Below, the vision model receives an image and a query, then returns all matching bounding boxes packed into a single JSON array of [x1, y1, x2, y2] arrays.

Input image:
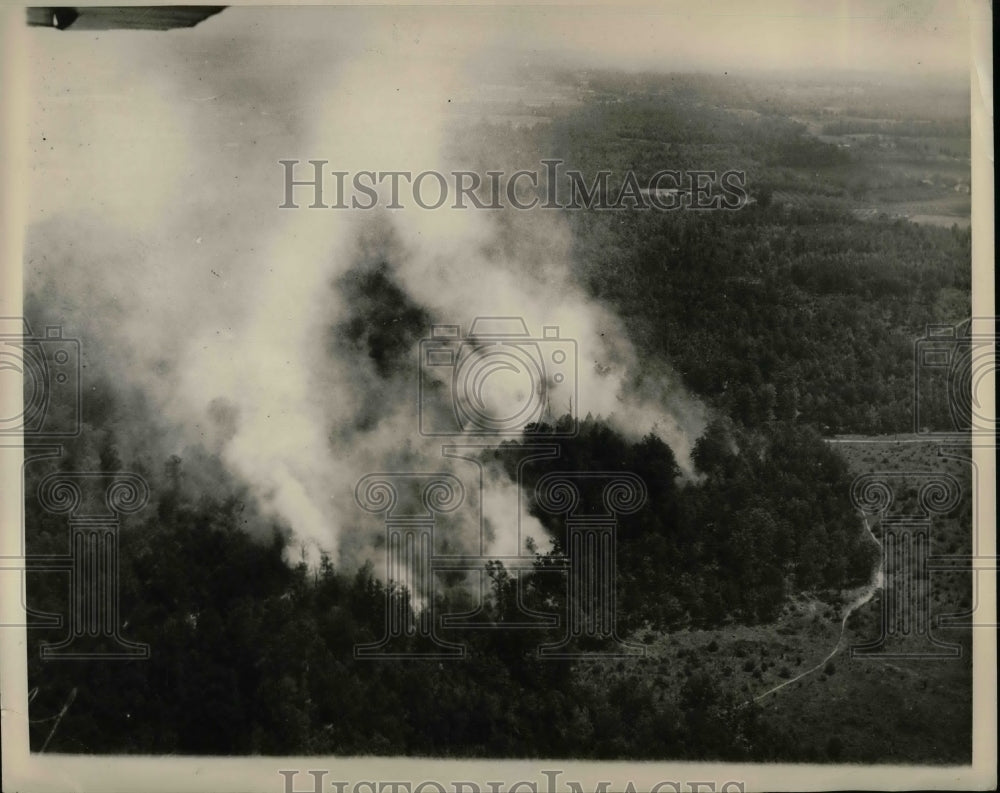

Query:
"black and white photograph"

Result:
[[0, 2, 995, 791]]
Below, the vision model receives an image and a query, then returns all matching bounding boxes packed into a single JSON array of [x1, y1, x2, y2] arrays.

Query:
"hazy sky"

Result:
[[23, 0, 975, 226], [175, 1, 973, 75]]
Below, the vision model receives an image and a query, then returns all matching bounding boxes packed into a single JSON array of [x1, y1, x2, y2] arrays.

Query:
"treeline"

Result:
[[24, 369, 864, 757], [26, 414, 797, 758], [504, 415, 876, 630], [545, 90, 848, 181], [820, 118, 970, 137], [573, 71, 967, 124]]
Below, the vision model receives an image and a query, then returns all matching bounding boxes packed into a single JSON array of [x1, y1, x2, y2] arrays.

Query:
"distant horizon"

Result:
[[26, 2, 970, 79]]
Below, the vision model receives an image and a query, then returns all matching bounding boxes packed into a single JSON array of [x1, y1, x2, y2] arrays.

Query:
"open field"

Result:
[[573, 436, 974, 762]]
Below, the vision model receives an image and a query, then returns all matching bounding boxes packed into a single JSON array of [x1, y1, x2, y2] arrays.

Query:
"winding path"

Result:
[[753, 515, 883, 702]]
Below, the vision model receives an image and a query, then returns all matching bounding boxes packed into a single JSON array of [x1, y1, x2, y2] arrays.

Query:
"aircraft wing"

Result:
[[26, 6, 225, 31]]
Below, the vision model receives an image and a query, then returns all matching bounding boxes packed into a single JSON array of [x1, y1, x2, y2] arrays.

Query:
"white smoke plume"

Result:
[[24, 7, 705, 573]]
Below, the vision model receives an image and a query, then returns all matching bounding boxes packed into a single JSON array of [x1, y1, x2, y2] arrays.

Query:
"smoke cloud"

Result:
[[25, 7, 707, 574]]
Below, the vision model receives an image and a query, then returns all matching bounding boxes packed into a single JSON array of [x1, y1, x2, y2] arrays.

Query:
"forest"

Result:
[[24, 70, 971, 760]]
